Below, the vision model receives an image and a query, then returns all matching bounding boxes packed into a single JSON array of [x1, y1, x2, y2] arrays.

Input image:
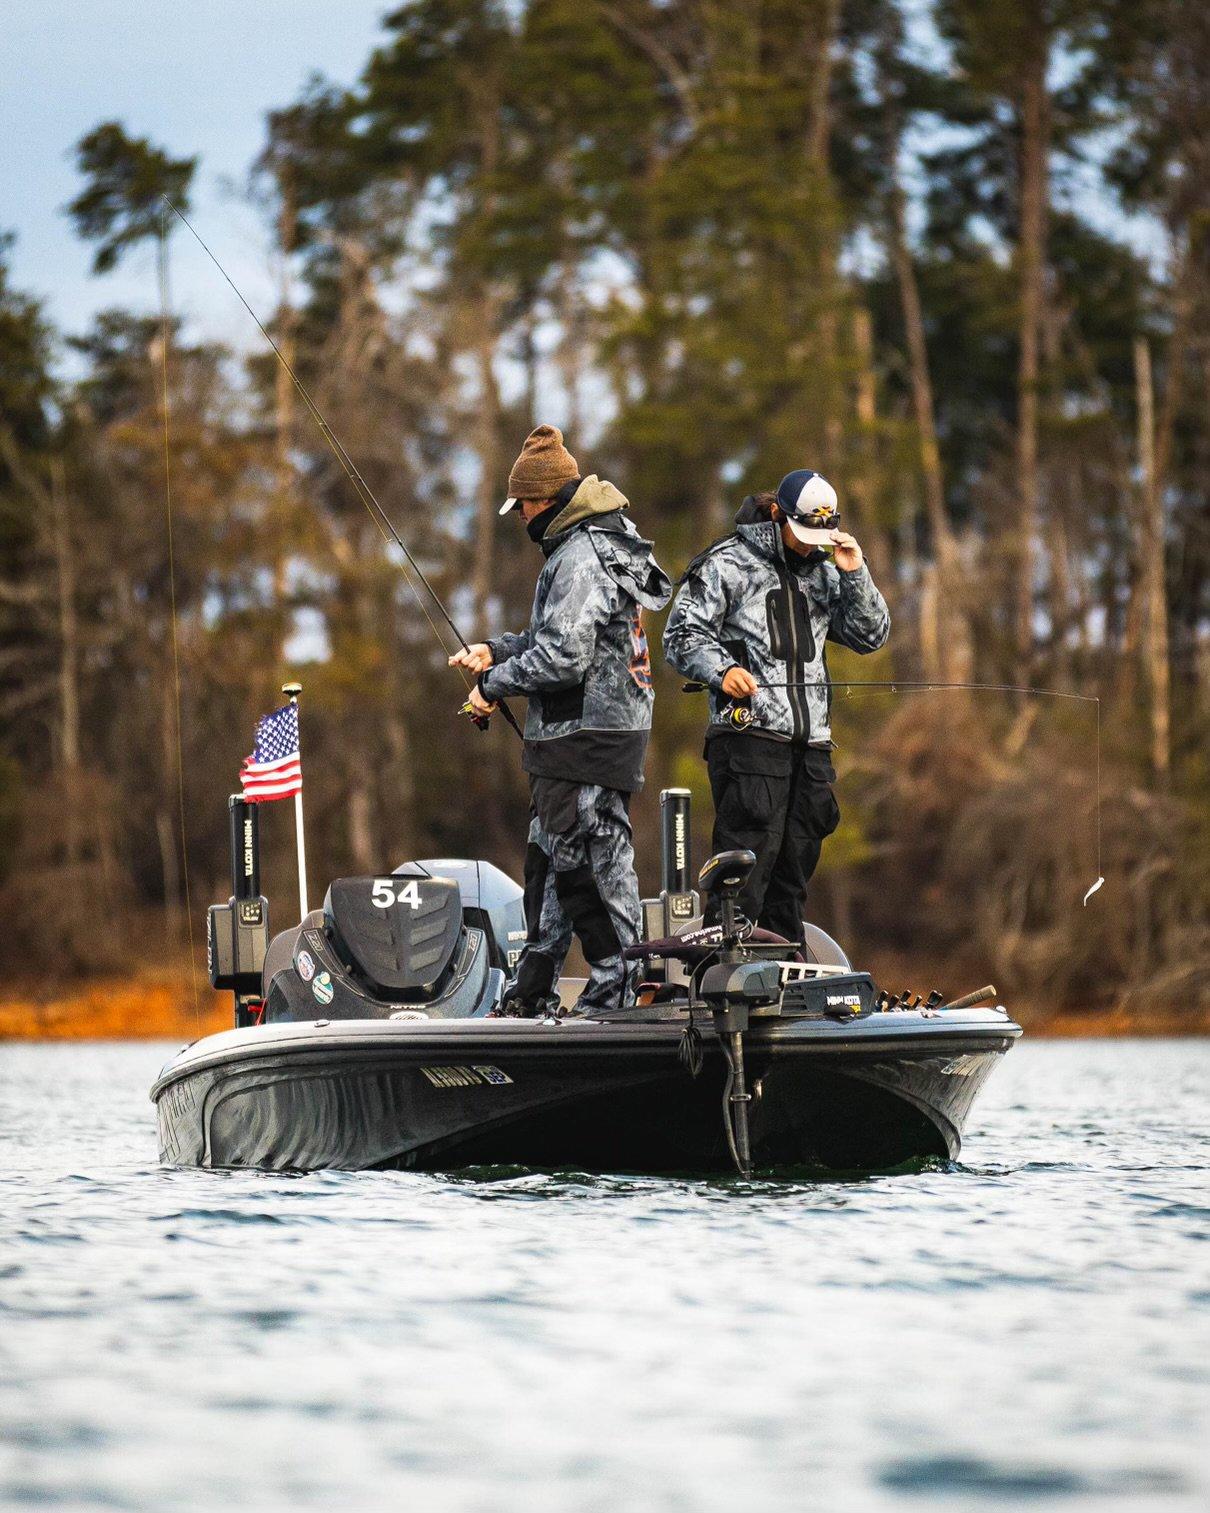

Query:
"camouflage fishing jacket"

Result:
[[662, 515, 890, 746], [481, 476, 672, 792]]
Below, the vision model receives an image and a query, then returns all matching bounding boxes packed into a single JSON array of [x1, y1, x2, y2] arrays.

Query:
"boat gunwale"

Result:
[[150, 1010, 1022, 1100]]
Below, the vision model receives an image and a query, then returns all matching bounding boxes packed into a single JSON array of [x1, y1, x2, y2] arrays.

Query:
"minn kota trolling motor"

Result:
[[694, 849, 784, 1177]]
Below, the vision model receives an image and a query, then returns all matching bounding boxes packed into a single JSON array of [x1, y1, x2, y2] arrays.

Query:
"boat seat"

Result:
[[261, 911, 325, 999]]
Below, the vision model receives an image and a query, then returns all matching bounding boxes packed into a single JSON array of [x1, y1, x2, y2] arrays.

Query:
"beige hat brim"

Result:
[[786, 520, 836, 547], [499, 496, 519, 516]]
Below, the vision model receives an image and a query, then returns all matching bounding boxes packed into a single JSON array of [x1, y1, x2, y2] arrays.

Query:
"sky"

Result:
[[1, 0, 1164, 377], [0, 0, 390, 363]]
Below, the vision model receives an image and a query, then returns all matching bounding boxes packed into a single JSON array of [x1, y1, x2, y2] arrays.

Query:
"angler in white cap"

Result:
[[663, 470, 889, 943]]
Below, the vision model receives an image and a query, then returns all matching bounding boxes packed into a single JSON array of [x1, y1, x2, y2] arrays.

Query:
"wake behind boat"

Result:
[[152, 789, 1020, 1176]]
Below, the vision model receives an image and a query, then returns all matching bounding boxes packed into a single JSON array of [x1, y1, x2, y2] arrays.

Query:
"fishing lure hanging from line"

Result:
[[158, 197, 523, 742]]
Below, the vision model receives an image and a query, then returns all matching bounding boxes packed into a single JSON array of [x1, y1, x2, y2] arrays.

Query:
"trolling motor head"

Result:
[[697, 849, 756, 949]]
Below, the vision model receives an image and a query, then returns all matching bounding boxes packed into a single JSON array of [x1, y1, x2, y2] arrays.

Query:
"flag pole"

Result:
[[282, 680, 308, 920]]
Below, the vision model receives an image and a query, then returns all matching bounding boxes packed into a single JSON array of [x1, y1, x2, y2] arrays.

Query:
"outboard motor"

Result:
[[260, 861, 522, 1024]]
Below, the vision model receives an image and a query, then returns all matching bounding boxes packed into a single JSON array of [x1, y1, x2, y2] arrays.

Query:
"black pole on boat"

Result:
[[660, 788, 692, 894], [717, 871, 755, 1178], [229, 794, 260, 901], [204, 794, 270, 1028], [658, 788, 697, 934]]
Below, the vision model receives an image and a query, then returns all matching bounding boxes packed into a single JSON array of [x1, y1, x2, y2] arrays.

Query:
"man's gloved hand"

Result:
[[721, 666, 760, 698], [449, 642, 494, 674]]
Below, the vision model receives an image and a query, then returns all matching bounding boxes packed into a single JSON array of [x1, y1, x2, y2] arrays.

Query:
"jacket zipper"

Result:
[[774, 561, 812, 741], [786, 569, 802, 739]]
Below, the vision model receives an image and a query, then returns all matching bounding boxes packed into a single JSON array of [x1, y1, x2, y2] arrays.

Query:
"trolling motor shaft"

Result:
[[726, 1032, 754, 1174]]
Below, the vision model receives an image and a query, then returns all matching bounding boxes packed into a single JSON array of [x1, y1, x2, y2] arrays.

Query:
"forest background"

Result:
[[1, 0, 1206, 1038]]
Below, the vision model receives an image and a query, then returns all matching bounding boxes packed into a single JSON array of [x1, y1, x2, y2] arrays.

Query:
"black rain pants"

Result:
[[705, 734, 840, 944]]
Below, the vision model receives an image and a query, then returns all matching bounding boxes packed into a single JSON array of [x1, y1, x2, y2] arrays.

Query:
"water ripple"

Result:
[[0, 1038, 1206, 1512]]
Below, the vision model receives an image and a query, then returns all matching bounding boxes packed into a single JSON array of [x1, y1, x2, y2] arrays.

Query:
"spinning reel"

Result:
[[459, 699, 492, 732]]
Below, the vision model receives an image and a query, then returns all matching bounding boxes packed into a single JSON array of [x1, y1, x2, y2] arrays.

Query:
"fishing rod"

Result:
[[682, 676, 1104, 905], [159, 198, 523, 742]]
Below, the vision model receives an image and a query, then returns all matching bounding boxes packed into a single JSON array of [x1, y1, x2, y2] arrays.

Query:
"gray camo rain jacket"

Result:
[[480, 476, 672, 792], [662, 509, 890, 747]]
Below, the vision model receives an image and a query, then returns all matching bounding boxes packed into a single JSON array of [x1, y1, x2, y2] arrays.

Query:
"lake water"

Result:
[[0, 1039, 1207, 1512]]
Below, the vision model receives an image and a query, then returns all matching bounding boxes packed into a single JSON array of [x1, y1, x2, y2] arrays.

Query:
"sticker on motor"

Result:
[[312, 971, 334, 1006]]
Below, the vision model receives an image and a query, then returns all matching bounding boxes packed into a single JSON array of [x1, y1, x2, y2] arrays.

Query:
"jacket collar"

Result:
[[735, 520, 825, 574], [736, 519, 785, 564]]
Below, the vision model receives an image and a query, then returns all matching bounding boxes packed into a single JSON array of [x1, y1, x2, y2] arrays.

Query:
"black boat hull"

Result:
[[152, 1011, 1020, 1176]]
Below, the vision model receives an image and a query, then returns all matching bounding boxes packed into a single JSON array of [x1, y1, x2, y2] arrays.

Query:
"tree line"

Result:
[[1, 0, 1206, 1020]]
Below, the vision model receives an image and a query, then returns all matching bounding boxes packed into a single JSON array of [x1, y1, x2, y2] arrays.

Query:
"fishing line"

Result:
[[685, 677, 1104, 904], [159, 197, 523, 740], [158, 205, 202, 1031]]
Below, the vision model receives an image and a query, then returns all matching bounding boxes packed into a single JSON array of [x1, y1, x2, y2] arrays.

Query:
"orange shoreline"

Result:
[[0, 978, 229, 1043], [0, 973, 1205, 1042]]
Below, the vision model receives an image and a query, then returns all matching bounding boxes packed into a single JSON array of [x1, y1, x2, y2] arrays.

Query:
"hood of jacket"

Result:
[[545, 474, 629, 539], [541, 475, 671, 611]]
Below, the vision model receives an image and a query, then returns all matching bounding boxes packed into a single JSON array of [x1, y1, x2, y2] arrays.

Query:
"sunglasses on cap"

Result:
[[775, 470, 840, 544]]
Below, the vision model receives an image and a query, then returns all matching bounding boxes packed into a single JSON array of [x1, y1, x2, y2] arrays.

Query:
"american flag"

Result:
[[240, 703, 302, 803]]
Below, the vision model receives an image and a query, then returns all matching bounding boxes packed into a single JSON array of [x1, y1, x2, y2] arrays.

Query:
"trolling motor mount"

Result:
[[696, 848, 784, 1022]]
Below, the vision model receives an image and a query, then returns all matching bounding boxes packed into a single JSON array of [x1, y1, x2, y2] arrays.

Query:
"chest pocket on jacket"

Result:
[[764, 581, 815, 665]]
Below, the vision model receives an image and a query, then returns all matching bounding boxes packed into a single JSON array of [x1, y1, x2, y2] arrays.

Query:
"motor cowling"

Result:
[[324, 875, 463, 1000], [402, 859, 526, 975]]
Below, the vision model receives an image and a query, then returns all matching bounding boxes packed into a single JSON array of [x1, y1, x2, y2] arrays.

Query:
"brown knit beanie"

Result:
[[507, 424, 579, 501]]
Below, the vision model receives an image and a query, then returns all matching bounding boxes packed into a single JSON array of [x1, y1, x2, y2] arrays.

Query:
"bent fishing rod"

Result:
[[682, 676, 1104, 905], [160, 198, 523, 742]]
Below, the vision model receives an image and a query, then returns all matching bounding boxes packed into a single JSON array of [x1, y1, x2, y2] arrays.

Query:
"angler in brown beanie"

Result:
[[449, 424, 671, 1017], [505, 422, 580, 504]]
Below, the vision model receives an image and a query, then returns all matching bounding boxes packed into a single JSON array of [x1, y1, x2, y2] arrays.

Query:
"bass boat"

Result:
[[152, 790, 1021, 1176]]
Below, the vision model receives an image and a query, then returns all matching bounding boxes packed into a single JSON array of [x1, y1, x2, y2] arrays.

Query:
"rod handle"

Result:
[[943, 984, 997, 1011]]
